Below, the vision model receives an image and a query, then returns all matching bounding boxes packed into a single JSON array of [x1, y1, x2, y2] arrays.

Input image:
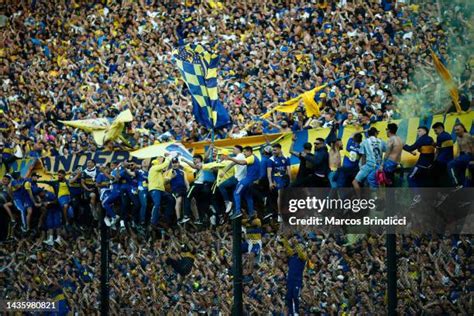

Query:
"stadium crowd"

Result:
[[1, 228, 473, 314], [1, 116, 473, 314], [1, 0, 473, 154], [1, 0, 473, 314]]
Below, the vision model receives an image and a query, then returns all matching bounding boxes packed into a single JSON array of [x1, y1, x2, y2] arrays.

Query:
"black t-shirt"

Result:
[[296, 152, 315, 180]]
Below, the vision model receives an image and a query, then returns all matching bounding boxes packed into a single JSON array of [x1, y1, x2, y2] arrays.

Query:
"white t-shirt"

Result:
[[234, 153, 247, 181]]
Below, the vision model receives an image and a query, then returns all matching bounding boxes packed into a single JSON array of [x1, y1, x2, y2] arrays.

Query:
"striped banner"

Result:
[[187, 112, 474, 170]]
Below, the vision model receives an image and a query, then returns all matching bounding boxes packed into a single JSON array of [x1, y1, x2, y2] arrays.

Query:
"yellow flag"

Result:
[[60, 118, 109, 132], [261, 97, 301, 119], [431, 50, 461, 113], [302, 84, 327, 117], [261, 84, 327, 119], [61, 110, 133, 145]]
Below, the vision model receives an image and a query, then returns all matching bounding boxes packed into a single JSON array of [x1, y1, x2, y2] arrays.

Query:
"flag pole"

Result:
[[100, 211, 110, 315], [232, 216, 243, 316], [210, 129, 215, 162]]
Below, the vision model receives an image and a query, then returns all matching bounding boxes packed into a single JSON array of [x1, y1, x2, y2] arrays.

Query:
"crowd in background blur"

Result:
[[1, 228, 472, 314]]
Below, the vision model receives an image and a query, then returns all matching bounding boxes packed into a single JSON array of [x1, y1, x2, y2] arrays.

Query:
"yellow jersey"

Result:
[[58, 181, 70, 198], [148, 158, 171, 192]]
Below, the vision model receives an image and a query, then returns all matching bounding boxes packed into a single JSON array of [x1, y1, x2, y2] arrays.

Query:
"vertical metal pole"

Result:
[[386, 186, 397, 316], [100, 213, 109, 316], [232, 217, 243, 316], [386, 233, 397, 316]]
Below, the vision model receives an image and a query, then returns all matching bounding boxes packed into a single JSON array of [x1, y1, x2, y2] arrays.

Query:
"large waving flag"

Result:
[[262, 84, 327, 119], [430, 50, 461, 113], [173, 44, 232, 130], [60, 109, 133, 146]]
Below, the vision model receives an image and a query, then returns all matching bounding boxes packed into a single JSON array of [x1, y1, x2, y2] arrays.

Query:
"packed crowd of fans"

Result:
[[1, 228, 472, 314], [1, 0, 473, 157], [1, 116, 472, 314], [1, 0, 473, 314]]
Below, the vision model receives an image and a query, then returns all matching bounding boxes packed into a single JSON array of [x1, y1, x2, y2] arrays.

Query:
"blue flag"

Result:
[[172, 44, 232, 129]]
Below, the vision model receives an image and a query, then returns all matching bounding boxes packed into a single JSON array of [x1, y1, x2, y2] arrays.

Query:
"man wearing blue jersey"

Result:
[[242, 217, 263, 266], [68, 169, 84, 223], [432, 122, 454, 187], [102, 161, 122, 228], [267, 143, 291, 220], [253, 146, 272, 219], [27, 173, 42, 198], [9, 172, 37, 232], [39, 170, 80, 226], [136, 160, 150, 227], [118, 161, 140, 227], [223, 146, 260, 220], [38, 189, 63, 246], [448, 123, 473, 188], [337, 133, 362, 187], [1, 174, 15, 236], [281, 235, 307, 316], [403, 126, 435, 188]]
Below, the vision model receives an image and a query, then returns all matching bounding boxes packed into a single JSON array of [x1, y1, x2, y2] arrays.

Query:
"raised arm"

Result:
[[37, 179, 57, 186], [70, 170, 82, 183], [149, 157, 171, 172], [181, 158, 200, 170], [403, 137, 422, 153], [305, 151, 324, 166], [204, 144, 214, 161], [289, 134, 300, 157], [223, 155, 247, 165], [221, 161, 236, 174], [281, 237, 295, 257]]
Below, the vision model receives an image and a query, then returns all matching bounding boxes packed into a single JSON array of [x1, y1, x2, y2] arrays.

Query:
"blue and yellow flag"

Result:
[[173, 44, 232, 130]]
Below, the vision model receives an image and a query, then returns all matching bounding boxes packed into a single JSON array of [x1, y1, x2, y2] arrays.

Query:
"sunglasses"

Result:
[[314, 142, 323, 145]]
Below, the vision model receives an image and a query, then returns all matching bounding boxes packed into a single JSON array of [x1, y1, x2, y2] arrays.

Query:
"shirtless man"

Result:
[[448, 123, 473, 188], [382, 123, 403, 183], [328, 139, 343, 188]]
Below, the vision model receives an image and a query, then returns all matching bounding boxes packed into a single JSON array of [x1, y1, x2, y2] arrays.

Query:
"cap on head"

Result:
[[263, 146, 272, 154]]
